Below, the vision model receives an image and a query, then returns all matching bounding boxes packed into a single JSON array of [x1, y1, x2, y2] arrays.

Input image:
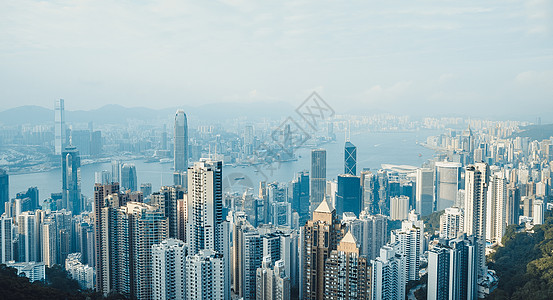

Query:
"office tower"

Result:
[[487, 174, 507, 244], [159, 186, 185, 239], [120, 163, 137, 192], [94, 183, 120, 294], [415, 168, 434, 216], [325, 180, 338, 209], [177, 195, 187, 242], [371, 245, 406, 300], [301, 200, 344, 300], [464, 162, 490, 280], [324, 232, 371, 300], [0, 216, 13, 263], [291, 171, 310, 226], [65, 253, 95, 290], [256, 258, 291, 300], [427, 235, 477, 300], [16, 187, 39, 211], [310, 149, 326, 213], [361, 170, 378, 213], [391, 219, 424, 281], [0, 169, 7, 216], [377, 170, 389, 215], [174, 110, 188, 173], [344, 141, 357, 176], [435, 162, 462, 211], [271, 201, 292, 227], [152, 239, 187, 300], [54, 99, 65, 155], [234, 220, 262, 300], [390, 196, 410, 220], [111, 160, 121, 183], [173, 171, 187, 188], [186, 249, 225, 300], [62, 144, 82, 214], [336, 174, 362, 217], [440, 207, 464, 239], [140, 183, 152, 199], [259, 181, 269, 225], [95, 170, 112, 185], [17, 211, 40, 262], [90, 130, 102, 156]]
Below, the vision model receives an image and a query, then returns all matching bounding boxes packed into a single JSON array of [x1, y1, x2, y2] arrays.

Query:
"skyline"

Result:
[[1, 1, 552, 118]]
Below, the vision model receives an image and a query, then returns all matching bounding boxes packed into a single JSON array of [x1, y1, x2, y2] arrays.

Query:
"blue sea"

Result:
[[9, 129, 439, 200]]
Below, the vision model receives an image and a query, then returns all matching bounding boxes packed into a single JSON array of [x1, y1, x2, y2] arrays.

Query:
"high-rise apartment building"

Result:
[[361, 170, 378, 214], [324, 231, 371, 300], [416, 168, 434, 216], [186, 249, 226, 300], [391, 219, 424, 281], [344, 141, 357, 176], [439, 207, 464, 239], [371, 245, 406, 300], [427, 235, 477, 300], [174, 110, 188, 173], [62, 145, 82, 214], [464, 163, 490, 279], [390, 196, 410, 221], [152, 239, 187, 300], [487, 174, 507, 245], [310, 149, 326, 213], [301, 200, 343, 300], [234, 220, 263, 300], [256, 258, 291, 300], [0, 216, 13, 263]]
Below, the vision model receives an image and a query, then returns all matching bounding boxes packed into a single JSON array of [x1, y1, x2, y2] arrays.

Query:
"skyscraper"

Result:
[[54, 99, 65, 155], [234, 220, 262, 300], [487, 173, 507, 245], [324, 231, 371, 300], [415, 168, 434, 216], [256, 258, 291, 300], [464, 163, 490, 280], [62, 144, 82, 214], [371, 245, 406, 300], [291, 171, 310, 226], [301, 200, 343, 300], [186, 160, 230, 299], [174, 110, 188, 173], [361, 170, 378, 213], [152, 239, 187, 300], [344, 141, 357, 176], [186, 249, 226, 300], [0, 216, 13, 263], [120, 163, 137, 192], [0, 169, 9, 216], [335, 174, 362, 217], [427, 235, 477, 300], [435, 162, 462, 211], [439, 207, 464, 239], [310, 149, 326, 213]]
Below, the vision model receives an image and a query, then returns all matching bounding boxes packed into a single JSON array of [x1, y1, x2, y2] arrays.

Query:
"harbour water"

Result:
[[9, 129, 439, 200]]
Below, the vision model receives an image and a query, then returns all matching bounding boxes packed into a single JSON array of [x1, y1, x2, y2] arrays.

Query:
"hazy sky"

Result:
[[1, 0, 552, 117]]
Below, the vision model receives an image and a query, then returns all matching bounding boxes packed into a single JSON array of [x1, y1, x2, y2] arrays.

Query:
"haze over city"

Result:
[[1, 1, 553, 300]]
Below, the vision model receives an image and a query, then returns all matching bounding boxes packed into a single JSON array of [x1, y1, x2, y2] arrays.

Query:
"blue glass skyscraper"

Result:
[[344, 141, 356, 176]]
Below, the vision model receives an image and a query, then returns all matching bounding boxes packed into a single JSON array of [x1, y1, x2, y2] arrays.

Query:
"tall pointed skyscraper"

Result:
[[174, 110, 188, 173], [310, 149, 326, 213], [54, 99, 66, 155], [344, 141, 356, 176], [301, 199, 343, 300]]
